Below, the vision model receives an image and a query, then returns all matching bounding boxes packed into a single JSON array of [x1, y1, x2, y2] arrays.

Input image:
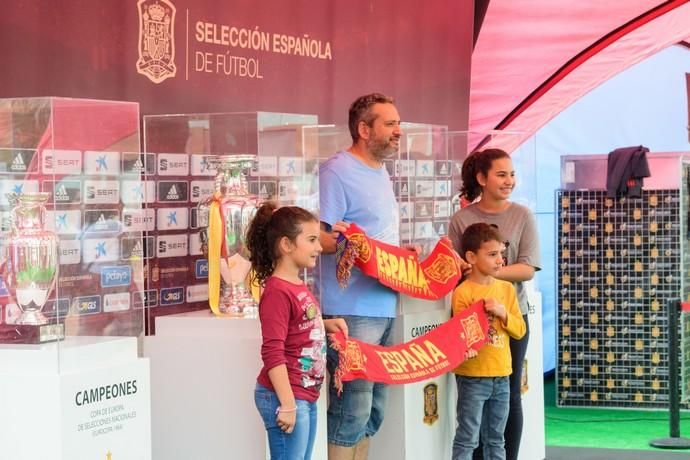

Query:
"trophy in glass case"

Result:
[[199, 154, 259, 316], [0, 192, 63, 342]]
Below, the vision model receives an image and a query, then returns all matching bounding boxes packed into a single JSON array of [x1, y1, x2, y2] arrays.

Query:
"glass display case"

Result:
[[141, 111, 319, 460], [0, 97, 146, 342], [0, 97, 151, 459], [141, 111, 319, 332]]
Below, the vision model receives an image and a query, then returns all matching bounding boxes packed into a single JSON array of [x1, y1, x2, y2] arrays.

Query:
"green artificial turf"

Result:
[[543, 375, 690, 451]]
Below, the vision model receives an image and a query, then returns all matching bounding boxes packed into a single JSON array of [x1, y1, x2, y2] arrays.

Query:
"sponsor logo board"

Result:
[[190, 180, 214, 202], [157, 153, 189, 176], [121, 180, 156, 204], [122, 152, 156, 175], [122, 208, 156, 232], [82, 238, 120, 263], [157, 180, 189, 202], [59, 239, 81, 264], [157, 234, 188, 257], [121, 236, 155, 260], [47, 210, 82, 235], [156, 207, 188, 231], [103, 292, 131, 312], [100, 266, 133, 288], [186, 284, 209, 303], [84, 209, 121, 234], [83, 151, 120, 175], [160, 286, 184, 306], [42, 180, 81, 204], [71, 295, 101, 315], [42, 149, 82, 174], [84, 180, 120, 204], [133, 289, 158, 308]]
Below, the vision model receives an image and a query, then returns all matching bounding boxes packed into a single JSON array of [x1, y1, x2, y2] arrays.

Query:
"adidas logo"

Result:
[[132, 240, 144, 257], [166, 185, 180, 200], [97, 214, 108, 223], [133, 158, 144, 171], [11, 154, 26, 171], [55, 184, 69, 201]]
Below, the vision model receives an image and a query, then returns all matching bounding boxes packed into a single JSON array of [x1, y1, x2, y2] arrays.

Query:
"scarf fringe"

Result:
[[328, 332, 349, 395], [335, 236, 361, 289]]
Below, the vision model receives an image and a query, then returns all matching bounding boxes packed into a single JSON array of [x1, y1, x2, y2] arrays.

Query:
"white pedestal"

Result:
[[370, 307, 455, 460], [369, 292, 546, 460], [0, 336, 152, 460], [144, 310, 328, 460], [519, 290, 546, 460]]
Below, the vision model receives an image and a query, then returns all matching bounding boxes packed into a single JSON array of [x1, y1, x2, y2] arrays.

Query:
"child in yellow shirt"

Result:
[[451, 223, 526, 460]]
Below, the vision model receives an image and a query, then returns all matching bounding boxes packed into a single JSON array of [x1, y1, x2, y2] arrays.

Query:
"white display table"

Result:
[[0, 336, 152, 460], [144, 310, 328, 460]]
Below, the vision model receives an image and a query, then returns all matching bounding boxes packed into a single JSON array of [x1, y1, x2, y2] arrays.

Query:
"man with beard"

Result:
[[319, 93, 402, 460]]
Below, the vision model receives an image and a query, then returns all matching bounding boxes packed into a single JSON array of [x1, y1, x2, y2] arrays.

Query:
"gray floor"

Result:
[[546, 446, 690, 460]]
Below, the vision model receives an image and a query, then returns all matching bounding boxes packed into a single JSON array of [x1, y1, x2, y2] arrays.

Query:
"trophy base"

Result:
[[0, 322, 65, 344]]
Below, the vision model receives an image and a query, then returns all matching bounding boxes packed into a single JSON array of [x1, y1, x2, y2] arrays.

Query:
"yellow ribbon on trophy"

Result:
[[207, 192, 226, 315]]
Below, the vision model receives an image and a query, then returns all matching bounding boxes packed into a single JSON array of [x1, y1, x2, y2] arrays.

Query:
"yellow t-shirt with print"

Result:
[[452, 278, 526, 377]]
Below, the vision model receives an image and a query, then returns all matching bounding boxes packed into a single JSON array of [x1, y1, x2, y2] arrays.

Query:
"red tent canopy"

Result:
[[471, 0, 690, 152]]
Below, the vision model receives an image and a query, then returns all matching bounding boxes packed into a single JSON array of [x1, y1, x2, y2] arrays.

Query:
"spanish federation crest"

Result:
[[423, 382, 439, 425], [136, 0, 177, 83]]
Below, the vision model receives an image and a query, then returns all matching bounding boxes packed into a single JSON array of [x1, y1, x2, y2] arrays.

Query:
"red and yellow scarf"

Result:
[[335, 223, 462, 300], [329, 300, 489, 390]]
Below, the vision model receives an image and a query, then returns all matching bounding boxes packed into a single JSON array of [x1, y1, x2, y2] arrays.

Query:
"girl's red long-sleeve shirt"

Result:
[[257, 276, 326, 403]]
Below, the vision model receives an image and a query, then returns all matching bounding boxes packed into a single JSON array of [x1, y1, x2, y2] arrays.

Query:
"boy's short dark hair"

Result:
[[460, 222, 504, 258]]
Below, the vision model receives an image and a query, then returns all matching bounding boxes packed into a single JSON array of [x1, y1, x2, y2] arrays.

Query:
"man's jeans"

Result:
[[326, 315, 394, 446]]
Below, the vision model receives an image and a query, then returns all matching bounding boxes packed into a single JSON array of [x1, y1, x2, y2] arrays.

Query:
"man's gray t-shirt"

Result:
[[448, 202, 541, 315]]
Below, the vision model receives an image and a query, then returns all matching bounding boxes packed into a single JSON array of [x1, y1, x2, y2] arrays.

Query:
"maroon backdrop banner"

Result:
[[0, 0, 472, 129]]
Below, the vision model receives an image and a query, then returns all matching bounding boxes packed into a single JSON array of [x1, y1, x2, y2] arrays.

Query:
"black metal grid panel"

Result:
[[556, 189, 687, 409]]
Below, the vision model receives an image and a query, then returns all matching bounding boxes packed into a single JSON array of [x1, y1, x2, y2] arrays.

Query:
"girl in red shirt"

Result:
[[246, 202, 347, 460]]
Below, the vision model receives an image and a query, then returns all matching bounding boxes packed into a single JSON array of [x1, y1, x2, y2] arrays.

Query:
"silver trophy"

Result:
[[3, 192, 59, 326], [198, 154, 259, 316]]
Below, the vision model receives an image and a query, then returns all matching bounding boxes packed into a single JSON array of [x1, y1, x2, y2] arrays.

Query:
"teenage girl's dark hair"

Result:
[[245, 202, 318, 285], [460, 222, 504, 259], [459, 148, 510, 202]]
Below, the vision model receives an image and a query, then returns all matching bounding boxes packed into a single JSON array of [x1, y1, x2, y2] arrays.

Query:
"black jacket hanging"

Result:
[[605, 145, 650, 198]]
